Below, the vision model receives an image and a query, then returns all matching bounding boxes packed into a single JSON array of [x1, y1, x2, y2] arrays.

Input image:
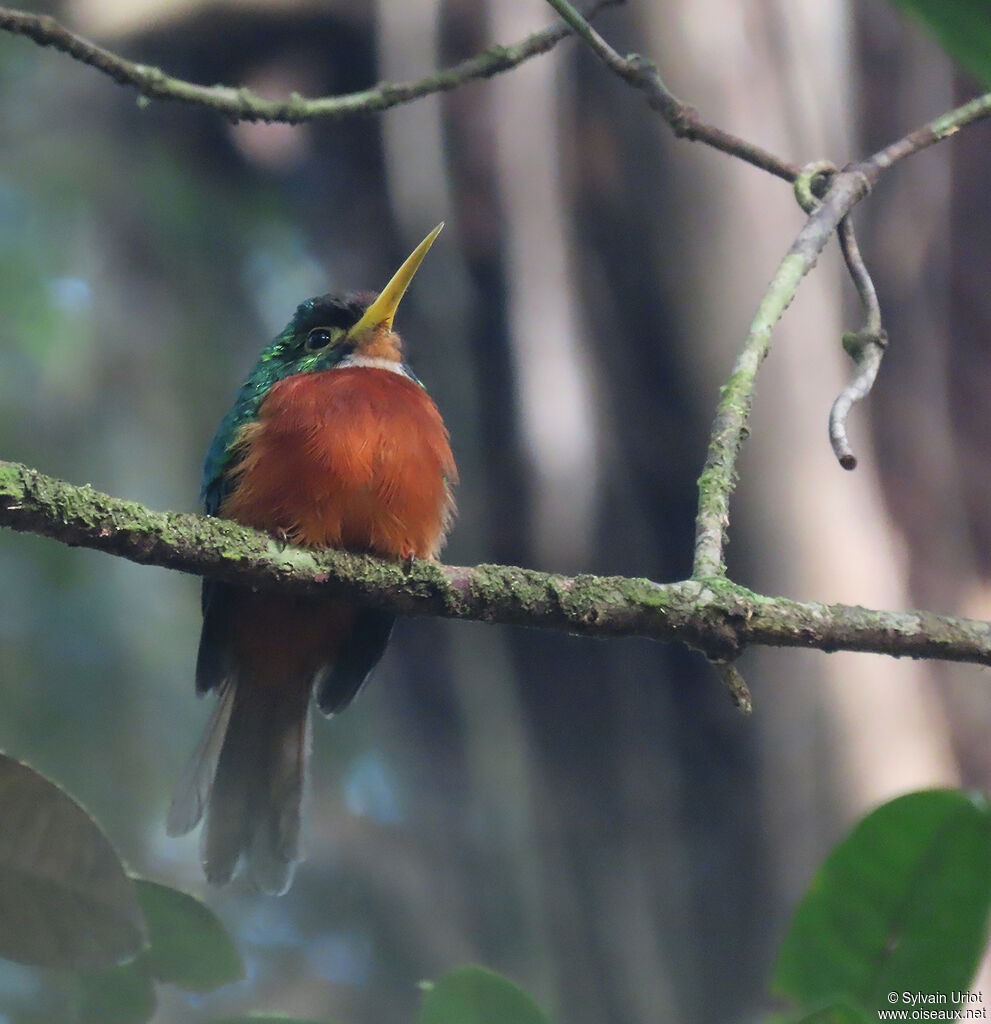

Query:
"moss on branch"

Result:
[[2, 460, 991, 671]]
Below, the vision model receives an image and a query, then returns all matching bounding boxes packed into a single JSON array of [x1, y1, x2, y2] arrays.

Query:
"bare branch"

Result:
[[2, 460, 991, 670], [712, 660, 753, 715], [543, 0, 800, 181], [0, 3, 615, 123], [865, 91, 991, 175], [837, 217, 883, 339], [829, 216, 887, 471], [794, 163, 889, 471], [829, 328, 887, 471], [693, 170, 873, 578]]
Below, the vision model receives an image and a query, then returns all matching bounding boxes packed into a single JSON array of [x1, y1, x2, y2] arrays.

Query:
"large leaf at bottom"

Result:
[[133, 879, 243, 992], [418, 966, 549, 1024], [0, 753, 146, 968], [774, 789, 991, 1013], [75, 964, 156, 1024], [794, 1004, 873, 1024], [204, 1018, 340, 1024]]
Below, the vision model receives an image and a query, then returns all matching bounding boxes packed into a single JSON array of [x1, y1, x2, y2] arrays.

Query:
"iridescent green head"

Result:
[[201, 223, 444, 513]]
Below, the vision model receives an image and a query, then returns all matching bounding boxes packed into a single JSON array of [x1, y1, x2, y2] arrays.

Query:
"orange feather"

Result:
[[222, 366, 457, 559]]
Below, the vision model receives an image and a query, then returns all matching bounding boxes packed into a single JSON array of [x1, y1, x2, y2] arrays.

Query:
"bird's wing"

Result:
[[315, 608, 395, 716]]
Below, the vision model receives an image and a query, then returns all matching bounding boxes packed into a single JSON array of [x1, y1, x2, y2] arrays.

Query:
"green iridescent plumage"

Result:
[[200, 294, 370, 515]]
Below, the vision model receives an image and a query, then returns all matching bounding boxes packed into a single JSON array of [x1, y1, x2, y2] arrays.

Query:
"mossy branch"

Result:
[[692, 170, 873, 578], [692, 91, 991, 579], [536, 1, 991, 582], [2, 459, 990, 671], [0, 2, 616, 123], [3, 10, 991, 694]]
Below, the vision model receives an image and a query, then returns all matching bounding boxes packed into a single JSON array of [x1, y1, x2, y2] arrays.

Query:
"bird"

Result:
[[166, 224, 456, 894]]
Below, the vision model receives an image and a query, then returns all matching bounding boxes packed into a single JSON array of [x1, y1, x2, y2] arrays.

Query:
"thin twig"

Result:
[[712, 660, 753, 714], [2, 459, 991, 668], [837, 215, 883, 337], [829, 217, 887, 470], [794, 163, 889, 471], [542, 0, 800, 182], [0, 3, 615, 123], [866, 91, 991, 174], [829, 328, 887, 471], [792, 159, 838, 214], [692, 89, 991, 578], [692, 171, 873, 578]]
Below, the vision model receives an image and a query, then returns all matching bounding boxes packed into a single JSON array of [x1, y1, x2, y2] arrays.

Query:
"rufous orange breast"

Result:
[[221, 366, 456, 559]]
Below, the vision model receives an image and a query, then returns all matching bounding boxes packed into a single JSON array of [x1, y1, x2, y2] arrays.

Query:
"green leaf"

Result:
[[75, 964, 156, 1024], [889, 0, 991, 85], [204, 1018, 341, 1024], [133, 879, 244, 992], [418, 966, 549, 1024], [774, 789, 991, 1014], [794, 1004, 873, 1024], [0, 753, 146, 968]]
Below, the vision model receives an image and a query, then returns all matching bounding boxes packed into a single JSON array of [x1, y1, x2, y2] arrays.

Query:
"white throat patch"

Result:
[[338, 355, 410, 377]]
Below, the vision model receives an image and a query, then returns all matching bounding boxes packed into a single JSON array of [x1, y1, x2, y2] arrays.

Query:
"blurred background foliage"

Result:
[[0, 1, 989, 1022]]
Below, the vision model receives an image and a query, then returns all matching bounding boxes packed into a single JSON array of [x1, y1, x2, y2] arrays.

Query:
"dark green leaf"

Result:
[[794, 1004, 873, 1024], [774, 789, 991, 1014], [204, 1018, 341, 1023], [0, 753, 146, 968], [889, 0, 991, 85], [418, 966, 549, 1024], [75, 964, 156, 1024], [133, 879, 243, 992]]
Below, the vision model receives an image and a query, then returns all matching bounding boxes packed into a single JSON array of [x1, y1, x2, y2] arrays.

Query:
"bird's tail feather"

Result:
[[168, 677, 311, 896], [166, 682, 236, 838]]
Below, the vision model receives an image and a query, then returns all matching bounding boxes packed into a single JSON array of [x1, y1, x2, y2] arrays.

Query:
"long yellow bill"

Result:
[[348, 222, 444, 339]]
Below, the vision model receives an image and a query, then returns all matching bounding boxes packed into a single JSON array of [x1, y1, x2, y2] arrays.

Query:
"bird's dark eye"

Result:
[[305, 328, 334, 351]]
